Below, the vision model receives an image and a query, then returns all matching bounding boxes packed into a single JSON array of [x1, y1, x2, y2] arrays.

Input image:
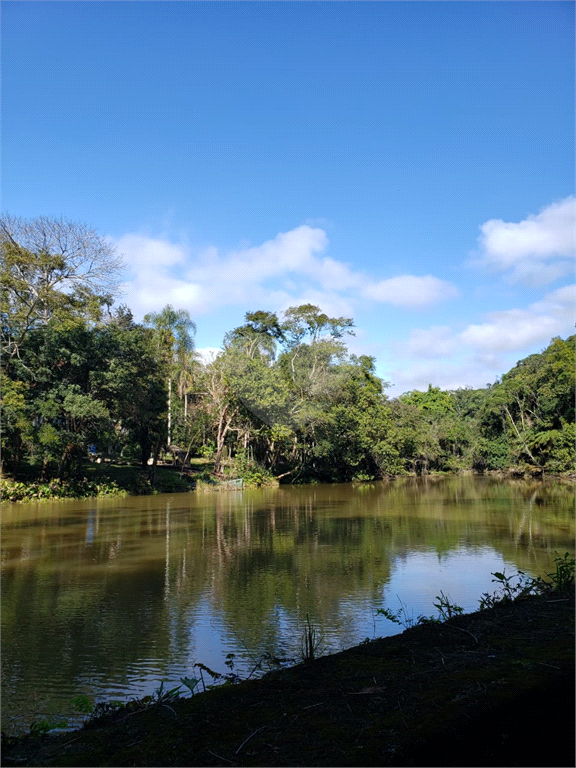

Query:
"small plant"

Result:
[[198, 442, 216, 459], [70, 694, 93, 714], [477, 554, 574, 610], [29, 718, 68, 736], [433, 591, 464, 621], [352, 472, 375, 483], [478, 568, 537, 610], [152, 680, 182, 706], [193, 661, 240, 691], [377, 599, 425, 629], [376, 606, 403, 626], [301, 614, 324, 662], [536, 552, 575, 592], [180, 676, 200, 695]]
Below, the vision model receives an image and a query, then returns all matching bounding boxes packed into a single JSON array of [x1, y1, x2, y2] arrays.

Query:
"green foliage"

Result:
[[478, 569, 537, 609], [433, 591, 464, 620], [197, 442, 216, 459], [2, 276, 573, 502], [70, 695, 94, 714], [376, 600, 426, 630], [0, 476, 126, 503], [29, 718, 68, 736], [180, 676, 201, 695], [478, 336, 575, 472], [533, 552, 575, 592], [232, 462, 275, 488], [478, 553, 575, 610]]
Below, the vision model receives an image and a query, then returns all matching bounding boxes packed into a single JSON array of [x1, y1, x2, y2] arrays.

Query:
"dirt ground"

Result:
[[2, 590, 574, 768]]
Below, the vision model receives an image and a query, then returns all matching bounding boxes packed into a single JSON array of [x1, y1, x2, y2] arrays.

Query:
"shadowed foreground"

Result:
[[2, 591, 574, 767]]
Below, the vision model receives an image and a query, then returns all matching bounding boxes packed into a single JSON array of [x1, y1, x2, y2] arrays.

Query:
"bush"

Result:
[[225, 452, 276, 488], [0, 476, 127, 503]]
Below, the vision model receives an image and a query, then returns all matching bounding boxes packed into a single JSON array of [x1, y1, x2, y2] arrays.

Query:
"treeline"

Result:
[[2, 216, 574, 486]]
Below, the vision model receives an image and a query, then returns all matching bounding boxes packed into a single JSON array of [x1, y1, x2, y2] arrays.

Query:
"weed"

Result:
[[152, 681, 183, 706], [478, 552, 575, 610], [478, 568, 536, 610], [70, 694, 93, 714], [377, 593, 464, 629], [29, 718, 68, 736], [535, 551, 575, 592], [193, 662, 240, 691], [301, 614, 324, 662], [433, 591, 464, 621], [180, 676, 201, 695], [377, 598, 426, 629]]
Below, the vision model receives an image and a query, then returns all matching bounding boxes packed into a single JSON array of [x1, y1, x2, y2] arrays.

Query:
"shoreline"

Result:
[[2, 464, 574, 504], [2, 588, 574, 767]]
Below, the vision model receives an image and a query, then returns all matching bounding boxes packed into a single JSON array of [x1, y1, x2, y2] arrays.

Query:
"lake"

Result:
[[1, 475, 574, 735]]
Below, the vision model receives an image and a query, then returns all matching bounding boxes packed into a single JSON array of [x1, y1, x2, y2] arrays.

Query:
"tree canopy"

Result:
[[1, 221, 573, 485]]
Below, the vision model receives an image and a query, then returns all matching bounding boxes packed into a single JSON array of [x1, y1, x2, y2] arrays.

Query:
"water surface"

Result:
[[2, 475, 574, 734]]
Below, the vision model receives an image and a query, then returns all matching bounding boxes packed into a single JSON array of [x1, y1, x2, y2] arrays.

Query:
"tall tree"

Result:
[[1, 215, 123, 364], [143, 305, 196, 447]]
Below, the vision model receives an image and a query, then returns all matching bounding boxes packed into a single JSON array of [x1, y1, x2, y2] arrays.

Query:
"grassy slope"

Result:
[[3, 590, 574, 767]]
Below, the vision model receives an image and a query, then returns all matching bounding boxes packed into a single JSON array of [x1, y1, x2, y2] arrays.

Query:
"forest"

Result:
[[2, 216, 574, 495]]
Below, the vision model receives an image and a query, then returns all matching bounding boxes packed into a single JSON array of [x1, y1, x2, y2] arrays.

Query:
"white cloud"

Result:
[[384, 283, 574, 395], [386, 357, 498, 395], [196, 347, 222, 365], [460, 310, 564, 353], [362, 275, 459, 309], [459, 283, 575, 353], [530, 283, 576, 319], [475, 196, 576, 285], [405, 326, 457, 358], [117, 233, 187, 271], [116, 225, 458, 321], [187, 226, 328, 286]]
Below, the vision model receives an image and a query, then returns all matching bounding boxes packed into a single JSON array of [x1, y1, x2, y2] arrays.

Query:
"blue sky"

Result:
[[2, 1, 574, 395]]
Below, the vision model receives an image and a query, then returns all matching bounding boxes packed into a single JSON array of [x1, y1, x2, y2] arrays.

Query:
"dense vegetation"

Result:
[[2, 216, 574, 495]]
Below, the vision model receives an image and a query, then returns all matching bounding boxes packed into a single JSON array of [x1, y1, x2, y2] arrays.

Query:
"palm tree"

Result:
[[144, 305, 196, 447]]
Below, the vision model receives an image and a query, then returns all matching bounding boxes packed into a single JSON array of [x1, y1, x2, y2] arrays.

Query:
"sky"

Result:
[[2, 1, 574, 396]]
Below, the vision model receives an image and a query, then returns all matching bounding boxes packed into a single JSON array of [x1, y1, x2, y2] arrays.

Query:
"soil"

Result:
[[2, 590, 574, 768]]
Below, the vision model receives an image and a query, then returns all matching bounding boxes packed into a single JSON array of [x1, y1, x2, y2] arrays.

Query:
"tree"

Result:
[[2, 319, 115, 478], [223, 310, 283, 361], [478, 335, 575, 472], [1, 215, 124, 363], [143, 305, 197, 447], [90, 315, 168, 471]]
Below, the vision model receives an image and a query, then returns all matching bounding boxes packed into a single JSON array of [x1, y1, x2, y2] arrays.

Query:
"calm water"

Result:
[[2, 475, 574, 734]]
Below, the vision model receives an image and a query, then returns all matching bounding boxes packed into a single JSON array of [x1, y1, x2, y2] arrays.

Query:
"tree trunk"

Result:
[[213, 408, 237, 475], [140, 430, 152, 470], [167, 377, 172, 447], [148, 437, 162, 485]]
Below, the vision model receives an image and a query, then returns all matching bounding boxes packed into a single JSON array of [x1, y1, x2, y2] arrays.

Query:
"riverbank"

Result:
[[0, 464, 194, 503], [2, 460, 574, 504], [2, 585, 574, 767]]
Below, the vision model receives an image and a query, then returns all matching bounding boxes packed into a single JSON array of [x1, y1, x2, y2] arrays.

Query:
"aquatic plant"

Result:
[[301, 613, 324, 662]]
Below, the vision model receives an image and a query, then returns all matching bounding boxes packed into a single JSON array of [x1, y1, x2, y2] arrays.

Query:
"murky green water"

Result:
[[2, 475, 574, 734]]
